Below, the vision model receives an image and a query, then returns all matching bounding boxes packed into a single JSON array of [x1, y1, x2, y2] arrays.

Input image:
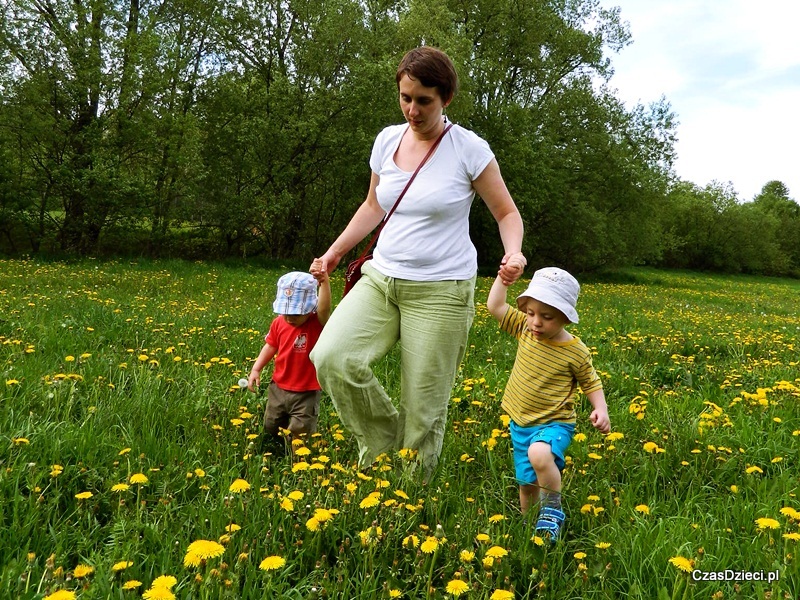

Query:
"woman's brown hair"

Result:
[[396, 47, 459, 104]]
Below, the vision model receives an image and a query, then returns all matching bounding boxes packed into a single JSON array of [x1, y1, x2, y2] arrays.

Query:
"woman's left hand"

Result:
[[498, 252, 526, 285]]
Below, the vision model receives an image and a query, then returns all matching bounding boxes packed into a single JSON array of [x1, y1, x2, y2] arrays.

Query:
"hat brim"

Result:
[[516, 285, 579, 323]]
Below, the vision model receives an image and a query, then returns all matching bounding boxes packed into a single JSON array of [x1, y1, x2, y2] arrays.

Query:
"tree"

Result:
[[752, 180, 800, 273]]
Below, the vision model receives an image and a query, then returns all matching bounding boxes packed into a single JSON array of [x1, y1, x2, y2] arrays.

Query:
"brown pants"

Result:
[[263, 381, 321, 437]]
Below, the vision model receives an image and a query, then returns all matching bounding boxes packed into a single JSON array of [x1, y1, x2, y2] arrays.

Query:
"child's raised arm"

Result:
[[487, 275, 511, 322], [311, 258, 332, 325]]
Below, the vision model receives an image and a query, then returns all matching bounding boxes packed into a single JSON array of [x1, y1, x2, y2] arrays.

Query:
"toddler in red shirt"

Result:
[[248, 265, 331, 452]]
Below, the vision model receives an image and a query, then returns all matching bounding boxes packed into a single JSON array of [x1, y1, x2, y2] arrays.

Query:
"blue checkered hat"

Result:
[[273, 272, 318, 315]]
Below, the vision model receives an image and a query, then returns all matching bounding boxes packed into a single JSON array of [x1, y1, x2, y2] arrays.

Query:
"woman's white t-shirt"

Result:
[[368, 122, 494, 281]]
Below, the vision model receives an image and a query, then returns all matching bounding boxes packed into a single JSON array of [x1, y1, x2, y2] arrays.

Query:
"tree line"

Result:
[[1, 0, 798, 276]]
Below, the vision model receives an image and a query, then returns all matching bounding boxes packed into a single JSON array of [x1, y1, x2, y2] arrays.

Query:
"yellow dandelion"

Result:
[[122, 580, 142, 590], [112, 483, 130, 492], [130, 473, 149, 485], [460, 550, 475, 562], [259, 555, 286, 571], [783, 533, 800, 541], [642, 442, 659, 453], [490, 591, 515, 600], [143, 587, 175, 600], [573, 552, 587, 560], [194, 468, 206, 477], [75, 491, 93, 500], [420, 537, 439, 554], [605, 432, 624, 442], [229, 478, 250, 493], [730, 485, 738, 493], [313, 508, 333, 522], [389, 590, 402, 598], [755, 518, 780, 530], [532, 535, 545, 546], [573, 433, 587, 442], [295, 446, 311, 456], [669, 556, 694, 572], [12, 437, 29, 445], [394, 489, 410, 500], [595, 542, 611, 549], [446, 579, 469, 596], [287, 490, 304, 501], [486, 545, 508, 558], [360, 492, 381, 509], [306, 517, 320, 532], [150, 575, 177, 589], [745, 465, 763, 474], [73, 564, 94, 578], [291, 461, 310, 472], [225, 524, 241, 533], [112, 561, 133, 572], [186, 539, 226, 560], [184, 552, 203, 568], [279, 498, 294, 512], [634, 504, 650, 515], [488, 514, 505, 523], [483, 556, 494, 569], [475, 533, 490, 543], [43, 591, 76, 600], [403, 534, 419, 548], [780, 507, 800, 520]]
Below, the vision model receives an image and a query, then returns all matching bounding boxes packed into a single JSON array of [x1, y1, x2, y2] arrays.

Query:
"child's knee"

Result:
[[527, 442, 555, 468]]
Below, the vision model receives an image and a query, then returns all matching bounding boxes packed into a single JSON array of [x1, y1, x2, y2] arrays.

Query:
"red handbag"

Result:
[[343, 123, 453, 297]]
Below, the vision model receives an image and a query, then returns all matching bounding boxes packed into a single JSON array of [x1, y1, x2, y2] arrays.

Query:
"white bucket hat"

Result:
[[273, 272, 318, 315], [516, 267, 580, 323]]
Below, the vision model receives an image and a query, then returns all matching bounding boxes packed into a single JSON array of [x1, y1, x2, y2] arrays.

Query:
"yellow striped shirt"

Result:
[[499, 306, 602, 427]]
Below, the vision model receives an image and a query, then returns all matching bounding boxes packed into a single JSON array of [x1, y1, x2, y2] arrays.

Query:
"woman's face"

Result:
[[398, 74, 449, 138]]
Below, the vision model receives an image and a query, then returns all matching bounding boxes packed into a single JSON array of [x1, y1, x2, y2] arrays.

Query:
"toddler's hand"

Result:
[[310, 258, 328, 282], [247, 372, 260, 393], [590, 409, 610, 434], [498, 252, 527, 285]]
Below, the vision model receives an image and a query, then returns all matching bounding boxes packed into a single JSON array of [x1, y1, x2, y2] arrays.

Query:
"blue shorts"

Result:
[[510, 420, 575, 485]]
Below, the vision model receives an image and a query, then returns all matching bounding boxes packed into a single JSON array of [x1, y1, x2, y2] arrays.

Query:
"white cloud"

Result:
[[605, 0, 800, 200]]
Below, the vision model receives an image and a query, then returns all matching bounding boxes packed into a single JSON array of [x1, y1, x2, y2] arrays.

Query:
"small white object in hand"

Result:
[[238, 378, 249, 389]]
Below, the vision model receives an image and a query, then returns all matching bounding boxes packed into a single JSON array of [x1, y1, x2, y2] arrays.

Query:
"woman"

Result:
[[310, 46, 526, 476]]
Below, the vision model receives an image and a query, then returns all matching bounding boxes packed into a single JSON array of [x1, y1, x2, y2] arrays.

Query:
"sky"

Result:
[[602, 0, 800, 202]]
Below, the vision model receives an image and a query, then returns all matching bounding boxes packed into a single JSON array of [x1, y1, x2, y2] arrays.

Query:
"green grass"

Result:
[[1, 259, 799, 599]]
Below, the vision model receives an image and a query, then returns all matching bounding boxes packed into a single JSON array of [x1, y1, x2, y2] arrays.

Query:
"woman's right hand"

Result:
[[312, 249, 342, 275]]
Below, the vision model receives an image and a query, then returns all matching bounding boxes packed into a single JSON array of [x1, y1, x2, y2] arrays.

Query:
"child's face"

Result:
[[520, 298, 569, 341], [284, 313, 311, 327]]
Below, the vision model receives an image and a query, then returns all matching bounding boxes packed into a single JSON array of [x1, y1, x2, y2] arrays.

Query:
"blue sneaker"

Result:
[[535, 506, 565, 542]]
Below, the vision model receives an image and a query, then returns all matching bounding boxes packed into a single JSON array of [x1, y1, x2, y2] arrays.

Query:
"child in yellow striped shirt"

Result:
[[487, 266, 609, 541]]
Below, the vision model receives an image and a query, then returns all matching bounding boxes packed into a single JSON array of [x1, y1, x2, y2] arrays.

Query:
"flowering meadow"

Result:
[[1, 258, 799, 600]]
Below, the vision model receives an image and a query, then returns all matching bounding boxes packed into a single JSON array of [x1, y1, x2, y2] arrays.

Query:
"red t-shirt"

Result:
[[266, 313, 323, 392]]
